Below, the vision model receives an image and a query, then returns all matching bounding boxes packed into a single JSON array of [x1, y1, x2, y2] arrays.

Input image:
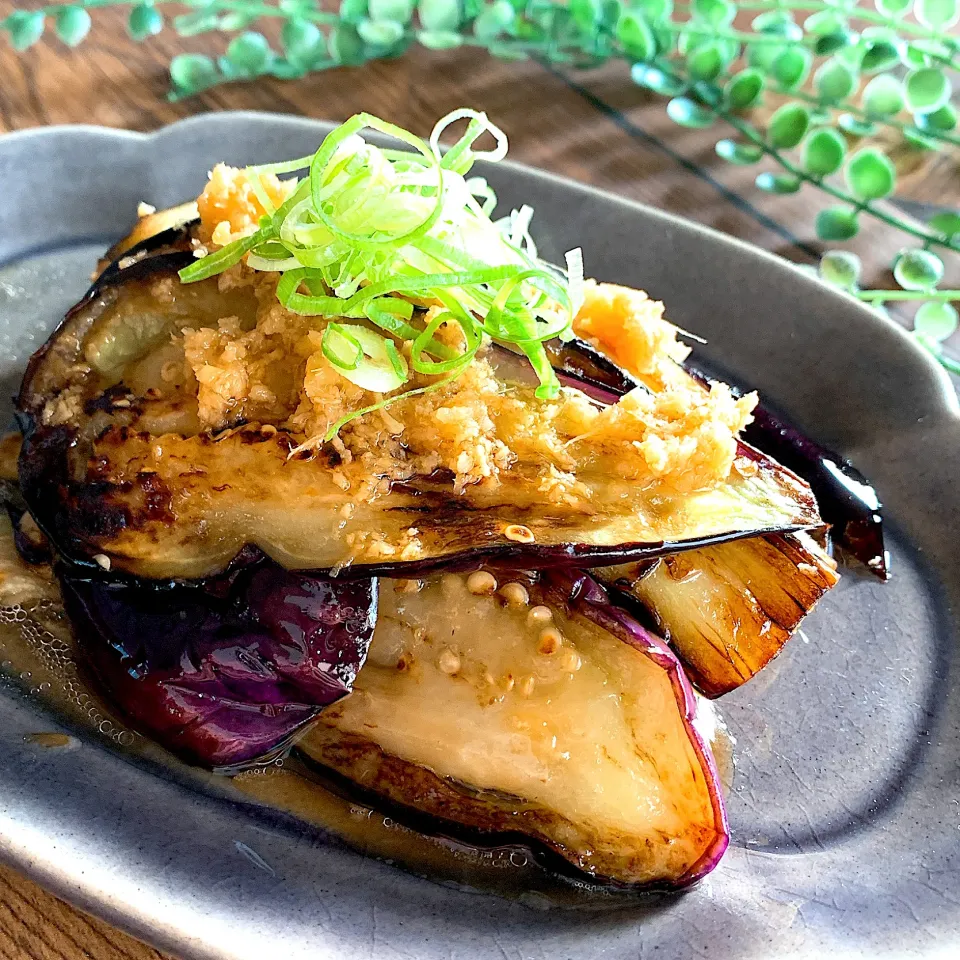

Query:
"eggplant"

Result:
[[59, 558, 377, 768], [95, 202, 198, 278], [594, 532, 838, 698], [300, 569, 727, 889], [568, 282, 884, 577], [16, 254, 820, 580], [740, 403, 887, 578]]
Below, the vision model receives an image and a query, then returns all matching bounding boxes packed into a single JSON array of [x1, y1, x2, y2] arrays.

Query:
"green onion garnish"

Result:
[[180, 109, 584, 437]]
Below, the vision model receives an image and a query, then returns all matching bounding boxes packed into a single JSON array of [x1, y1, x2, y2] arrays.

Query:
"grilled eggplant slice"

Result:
[[299, 570, 727, 889], [17, 255, 820, 580], [59, 557, 377, 768], [595, 533, 838, 698]]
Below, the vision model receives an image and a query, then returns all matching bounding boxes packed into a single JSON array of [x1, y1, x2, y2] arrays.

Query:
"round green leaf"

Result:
[[128, 4, 163, 40], [861, 38, 904, 72], [634, 0, 672, 21], [329, 24, 366, 64], [417, 29, 462, 48], [755, 172, 801, 194], [666, 96, 715, 128], [420, 0, 461, 29], [600, 0, 624, 29], [905, 67, 952, 114], [218, 11, 257, 30], [723, 68, 764, 109], [715, 139, 763, 164], [838, 113, 878, 137], [340, 0, 369, 22], [687, 42, 724, 81], [916, 0, 959, 28], [6, 11, 45, 51], [845, 148, 896, 200], [862, 74, 904, 116], [169, 53, 219, 94], [676, 25, 709, 57], [834, 42, 866, 69], [814, 58, 858, 102], [819, 250, 862, 289], [875, 0, 913, 15], [894, 249, 944, 290], [55, 7, 91, 47], [692, 0, 734, 26], [915, 103, 958, 132], [172, 11, 217, 36], [631, 64, 687, 95], [281, 19, 322, 63], [568, 0, 600, 30], [805, 10, 845, 34], [802, 128, 846, 176], [369, 0, 414, 21], [816, 207, 860, 240], [767, 102, 810, 149], [474, 0, 515, 39], [358, 17, 404, 44], [226, 32, 272, 74], [814, 29, 856, 55], [748, 40, 791, 72], [752, 11, 801, 39], [771, 47, 812, 90], [617, 12, 656, 60], [914, 300, 958, 341], [903, 44, 930, 69], [929, 211, 960, 238]]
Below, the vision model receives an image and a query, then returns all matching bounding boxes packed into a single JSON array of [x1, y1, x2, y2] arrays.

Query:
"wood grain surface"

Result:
[[0, 7, 956, 959]]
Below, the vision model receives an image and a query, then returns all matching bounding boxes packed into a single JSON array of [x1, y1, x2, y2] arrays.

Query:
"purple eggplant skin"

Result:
[[58, 559, 378, 770], [739, 403, 886, 579], [544, 570, 729, 885]]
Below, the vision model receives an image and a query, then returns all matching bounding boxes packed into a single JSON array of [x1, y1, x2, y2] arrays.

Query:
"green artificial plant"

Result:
[[2, 0, 959, 368]]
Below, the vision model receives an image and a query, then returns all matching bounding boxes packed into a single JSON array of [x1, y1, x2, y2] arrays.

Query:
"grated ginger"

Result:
[[180, 167, 757, 500], [573, 281, 691, 391], [196, 164, 296, 248]]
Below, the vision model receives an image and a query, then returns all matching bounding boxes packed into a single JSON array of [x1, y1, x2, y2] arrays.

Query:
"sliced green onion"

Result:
[[322, 322, 363, 371], [245, 169, 278, 216], [332, 325, 409, 393], [411, 310, 481, 376], [180, 109, 585, 438], [179, 227, 272, 283], [322, 372, 460, 443]]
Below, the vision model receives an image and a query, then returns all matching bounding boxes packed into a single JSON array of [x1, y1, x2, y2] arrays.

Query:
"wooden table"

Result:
[[0, 7, 954, 959]]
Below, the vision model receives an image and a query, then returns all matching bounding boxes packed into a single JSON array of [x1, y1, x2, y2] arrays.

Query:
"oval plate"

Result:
[[0, 113, 958, 960]]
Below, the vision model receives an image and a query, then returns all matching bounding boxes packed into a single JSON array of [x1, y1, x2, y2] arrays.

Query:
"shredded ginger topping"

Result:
[[173, 109, 757, 501], [182, 109, 584, 441]]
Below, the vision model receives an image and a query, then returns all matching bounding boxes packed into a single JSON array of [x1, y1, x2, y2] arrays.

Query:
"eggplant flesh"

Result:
[[300, 570, 727, 889], [595, 532, 838, 698], [17, 255, 820, 580]]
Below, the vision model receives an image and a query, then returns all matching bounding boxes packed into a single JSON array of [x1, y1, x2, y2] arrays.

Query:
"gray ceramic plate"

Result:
[[0, 112, 957, 960]]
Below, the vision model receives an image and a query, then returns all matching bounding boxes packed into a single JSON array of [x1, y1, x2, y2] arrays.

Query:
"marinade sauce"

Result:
[[0, 518, 733, 907]]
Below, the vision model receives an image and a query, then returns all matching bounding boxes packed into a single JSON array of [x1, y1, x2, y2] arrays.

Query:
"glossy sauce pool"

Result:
[[0, 520, 734, 907]]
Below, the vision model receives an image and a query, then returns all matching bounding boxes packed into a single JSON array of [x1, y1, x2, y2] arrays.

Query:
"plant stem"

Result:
[[785, 89, 960, 149], [727, 0, 959, 42], [857, 290, 960, 301], [710, 98, 960, 254], [936, 351, 960, 375]]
